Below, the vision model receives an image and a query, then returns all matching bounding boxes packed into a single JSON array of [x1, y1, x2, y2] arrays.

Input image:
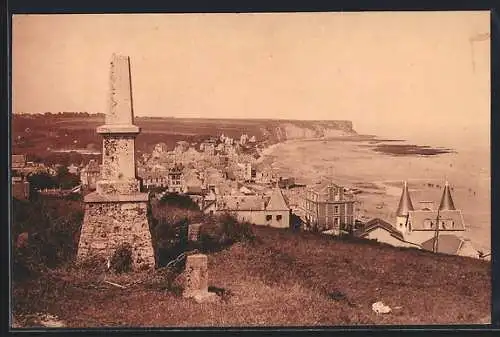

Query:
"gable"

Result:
[[266, 188, 289, 211]]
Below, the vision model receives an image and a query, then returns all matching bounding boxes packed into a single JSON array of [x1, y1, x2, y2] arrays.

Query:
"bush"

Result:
[[197, 213, 255, 253], [159, 192, 200, 210], [110, 243, 133, 273], [11, 197, 84, 281]]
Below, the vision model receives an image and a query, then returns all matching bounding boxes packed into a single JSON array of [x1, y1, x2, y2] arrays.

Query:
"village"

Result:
[[11, 100, 483, 260]]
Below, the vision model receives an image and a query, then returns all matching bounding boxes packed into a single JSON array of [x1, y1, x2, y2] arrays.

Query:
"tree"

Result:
[[27, 172, 57, 191]]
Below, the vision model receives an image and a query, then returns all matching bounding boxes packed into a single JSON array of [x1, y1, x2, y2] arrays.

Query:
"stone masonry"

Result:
[[77, 54, 155, 269]]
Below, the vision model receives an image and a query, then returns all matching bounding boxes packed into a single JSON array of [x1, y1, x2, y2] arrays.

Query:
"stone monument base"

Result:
[[184, 290, 218, 304], [77, 192, 155, 269]]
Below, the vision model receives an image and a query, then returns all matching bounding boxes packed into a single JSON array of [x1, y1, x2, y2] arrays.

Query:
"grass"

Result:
[[12, 226, 490, 327]]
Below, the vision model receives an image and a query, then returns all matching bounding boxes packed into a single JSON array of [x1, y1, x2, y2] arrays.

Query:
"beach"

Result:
[[258, 136, 490, 253]]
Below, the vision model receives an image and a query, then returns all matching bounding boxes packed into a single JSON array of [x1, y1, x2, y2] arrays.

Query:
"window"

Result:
[[266, 215, 272, 221], [334, 206, 339, 214], [276, 215, 282, 221]]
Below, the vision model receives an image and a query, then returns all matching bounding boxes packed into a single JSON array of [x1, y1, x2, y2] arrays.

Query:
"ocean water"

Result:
[[262, 129, 491, 252]]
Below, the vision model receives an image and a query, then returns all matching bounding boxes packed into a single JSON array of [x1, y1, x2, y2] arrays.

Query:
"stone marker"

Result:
[[77, 54, 155, 269], [183, 254, 218, 303], [188, 223, 202, 242]]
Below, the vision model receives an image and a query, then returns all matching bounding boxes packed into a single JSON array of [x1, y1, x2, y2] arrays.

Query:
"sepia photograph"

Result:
[[10, 11, 491, 328]]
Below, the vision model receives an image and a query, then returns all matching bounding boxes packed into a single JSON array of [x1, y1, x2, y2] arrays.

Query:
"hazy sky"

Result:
[[12, 12, 490, 145]]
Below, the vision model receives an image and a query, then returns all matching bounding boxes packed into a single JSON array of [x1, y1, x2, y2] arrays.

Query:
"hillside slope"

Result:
[[11, 114, 356, 159], [12, 226, 490, 327]]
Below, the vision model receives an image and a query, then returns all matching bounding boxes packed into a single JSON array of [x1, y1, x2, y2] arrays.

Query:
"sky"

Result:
[[12, 12, 490, 147]]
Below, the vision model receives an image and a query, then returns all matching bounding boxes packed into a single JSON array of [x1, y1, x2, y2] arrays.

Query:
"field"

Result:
[[12, 226, 490, 328], [11, 114, 354, 163]]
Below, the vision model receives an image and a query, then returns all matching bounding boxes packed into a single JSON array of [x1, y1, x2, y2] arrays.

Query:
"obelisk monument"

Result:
[[77, 54, 155, 269]]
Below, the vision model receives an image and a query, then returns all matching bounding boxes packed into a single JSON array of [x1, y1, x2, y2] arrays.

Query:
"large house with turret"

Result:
[[356, 180, 477, 257]]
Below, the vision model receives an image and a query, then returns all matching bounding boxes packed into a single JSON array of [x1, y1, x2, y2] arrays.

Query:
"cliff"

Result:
[[268, 120, 356, 142]]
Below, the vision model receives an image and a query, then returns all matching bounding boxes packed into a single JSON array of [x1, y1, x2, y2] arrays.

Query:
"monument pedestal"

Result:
[[77, 192, 155, 269]]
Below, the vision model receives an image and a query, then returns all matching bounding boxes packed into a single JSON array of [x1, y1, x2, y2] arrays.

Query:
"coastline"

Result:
[[256, 135, 491, 253]]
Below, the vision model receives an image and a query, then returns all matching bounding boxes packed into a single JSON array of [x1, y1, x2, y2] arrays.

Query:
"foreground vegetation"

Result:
[[12, 218, 490, 327]]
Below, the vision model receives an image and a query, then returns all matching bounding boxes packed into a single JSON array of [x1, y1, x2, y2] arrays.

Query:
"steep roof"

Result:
[[266, 187, 290, 211], [421, 234, 464, 255], [439, 181, 456, 211], [355, 218, 405, 241], [408, 209, 465, 231], [396, 181, 414, 217]]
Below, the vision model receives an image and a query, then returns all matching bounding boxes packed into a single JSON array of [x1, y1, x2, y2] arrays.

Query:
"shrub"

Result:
[[110, 243, 133, 273], [11, 197, 84, 281], [197, 213, 255, 253]]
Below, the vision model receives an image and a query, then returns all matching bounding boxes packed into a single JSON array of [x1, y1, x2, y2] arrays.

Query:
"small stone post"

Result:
[[182, 254, 217, 303]]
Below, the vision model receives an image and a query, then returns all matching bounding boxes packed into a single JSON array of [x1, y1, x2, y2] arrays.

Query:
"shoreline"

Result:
[[257, 135, 490, 254]]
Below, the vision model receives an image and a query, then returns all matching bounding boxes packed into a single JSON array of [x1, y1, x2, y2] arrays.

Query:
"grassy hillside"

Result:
[[12, 226, 490, 327]]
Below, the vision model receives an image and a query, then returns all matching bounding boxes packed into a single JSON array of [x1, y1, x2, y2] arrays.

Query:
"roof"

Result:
[[266, 188, 289, 211], [408, 209, 465, 231], [396, 181, 414, 217], [355, 218, 405, 241], [185, 185, 203, 195], [141, 172, 167, 179], [439, 181, 456, 211], [421, 234, 464, 255], [217, 195, 266, 211], [309, 180, 342, 193]]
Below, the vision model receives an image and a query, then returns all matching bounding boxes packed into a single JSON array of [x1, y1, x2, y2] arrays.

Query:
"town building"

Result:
[[204, 187, 290, 228], [142, 172, 168, 190], [80, 159, 101, 190], [168, 164, 185, 193], [302, 181, 355, 233], [356, 181, 473, 257], [67, 163, 80, 175], [12, 154, 27, 172], [396, 181, 466, 247], [354, 218, 420, 248], [11, 176, 30, 200]]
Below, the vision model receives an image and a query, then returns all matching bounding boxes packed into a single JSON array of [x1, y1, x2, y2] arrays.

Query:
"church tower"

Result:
[[395, 181, 414, 233], [77, 54, 155, 269]]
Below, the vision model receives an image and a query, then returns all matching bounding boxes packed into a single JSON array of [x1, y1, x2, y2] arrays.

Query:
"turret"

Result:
[[395, 181, 414, 233], [439, 181, 456, 211]]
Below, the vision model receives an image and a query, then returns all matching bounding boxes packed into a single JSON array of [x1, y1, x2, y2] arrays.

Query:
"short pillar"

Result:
[[182, 254, 217, 303]]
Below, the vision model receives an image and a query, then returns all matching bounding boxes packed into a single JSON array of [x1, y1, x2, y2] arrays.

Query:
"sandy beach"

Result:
[[258, 137, 490, 253]]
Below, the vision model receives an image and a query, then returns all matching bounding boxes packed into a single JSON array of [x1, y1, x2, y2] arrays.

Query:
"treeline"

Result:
[[14, 112, 105, 117]]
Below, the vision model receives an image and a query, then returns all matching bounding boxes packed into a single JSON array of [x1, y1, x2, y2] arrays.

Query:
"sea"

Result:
[[260, 127, 491, 253]]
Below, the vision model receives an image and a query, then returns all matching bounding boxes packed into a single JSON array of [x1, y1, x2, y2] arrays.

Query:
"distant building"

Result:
[[67, 163, 80, 175], [278, 177, 295, 189], [354, 218, 420, 248], [12, 154, 27, 171], [395, 181, 466, 247], [152, 142, 168, 159], [168, 164, 185, 193], [302, 181, 355, 234], [357, 181, 471, 256], [11, 176, 30, 200], [142, 172, 168, 190], [80, 159, 101, 190], [204, 187, 290, 228]]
